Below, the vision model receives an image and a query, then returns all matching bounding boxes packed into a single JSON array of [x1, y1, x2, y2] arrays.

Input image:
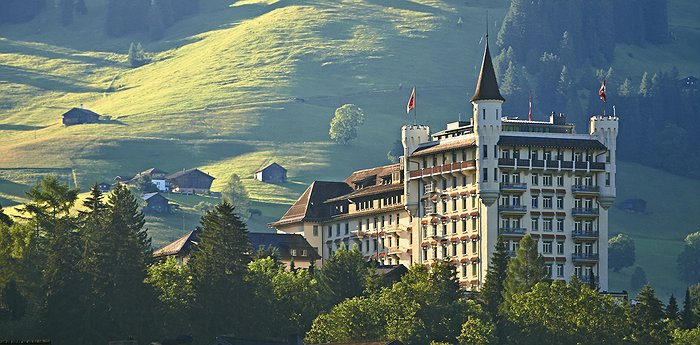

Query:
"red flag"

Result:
[[599, 80, 607, 103], [406, 87, 415, 114], [528, 95, 532, 121]]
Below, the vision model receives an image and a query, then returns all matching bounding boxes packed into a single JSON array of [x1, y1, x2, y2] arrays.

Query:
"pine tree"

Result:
[[618, 78, 632, 97], [481, 236, 509, 318], [639, 72, 651, 97], [681, 288, 696, 329], [503, 234, 548, 304], [318, 245, 369, 309], [629, 284, 669, 344], [0, 279, 27, 321], [191, 201, 252, 339], [667, 294, 680, 320]]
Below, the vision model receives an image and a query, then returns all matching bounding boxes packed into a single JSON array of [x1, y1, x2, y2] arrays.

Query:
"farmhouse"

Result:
[[153, 230, 320, 268], [61, 107, 100, 126], [166, 168, 215, 194], [142, 192, 170, 214], [133, 167, 169, 192], [255, 163, 287, 183]]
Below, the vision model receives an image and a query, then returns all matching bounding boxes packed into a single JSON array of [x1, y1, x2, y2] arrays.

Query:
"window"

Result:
[[313, 225, 319, 236], [358, 241, 363, 252], [472, 217, 477, 230], [511, 195, 521, 206], [574, 221, 582, 231], [472, 262, 478, 276], [574, 152, 582, 162], [512, 218, 521, 229], [546, 264, 553, 277], [452, 221, 457, 234], [512, 173, 520, 183], [514, 149, 520, 159], [482, 144, 487, 158], [442, 178, 447, 190], [543, 174, 552, 186], [557, 241, 564, 254], [482, 109, 486, 120], [575, 198, 582, 208], [471, 195, 476, 208], [556, 219, 564, 232], [543, 196, 553, 209], [452, 242, 457, 256], [556, 196, 564, 209], [452, 152, 458, 163], [442, 200, 447, 213], [345, 223, 349, 235], [442, 244, 448, 258], [574, 266, 582, 277], [500, 196, 509, 207], [452, 176, 457, 188], [501, 173, 510, 184], [557, 264, 564, 277], [462, 196, 467, 210], [584, 176, 593, 186], [442, 223, 448, 236], [584, 199, 593, 209], [532, 195, 539, 208], [531, 150, 539, 160], [423, 247, 428, 260], [605, 173, 611, 186], [432, 246, 438, 259], [532, 217, 539, 231], [556, 175, 564, 187], [452, 198, 457, 212], [543, 241, 552, 254], [543, 218, 553, 232], [328, 226, 332, 237], [511, 241, 519, 252], [472, 240, 478, 253], [531, 173, 539, 185], [291, 249, 298, 256], [462, 219, 467, 233], [544, 150, 552, 161], [584, 221, 593, 232], [482, 168, 488, 182], [501, 149, 510, 159], [462, 263, 467, 277]]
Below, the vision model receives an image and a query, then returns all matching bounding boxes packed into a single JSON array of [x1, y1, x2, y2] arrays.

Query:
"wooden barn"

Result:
[[166, 168, 215, 194], [61, 107, 100, 126], [254, 162, 287, 183], [142, 192, 170, 213]]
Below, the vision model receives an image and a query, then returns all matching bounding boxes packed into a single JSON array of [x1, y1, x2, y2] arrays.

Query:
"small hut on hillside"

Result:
[[254, 162, 287, 183], [61, 107, 100, 126]]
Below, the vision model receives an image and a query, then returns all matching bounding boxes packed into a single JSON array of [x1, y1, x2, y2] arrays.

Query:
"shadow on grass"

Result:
[[0, 124, 45, 131], [0, 64, 103, 93]]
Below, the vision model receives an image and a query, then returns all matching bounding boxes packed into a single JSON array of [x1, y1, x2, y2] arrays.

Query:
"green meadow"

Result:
[[1, 0, 699, 298]]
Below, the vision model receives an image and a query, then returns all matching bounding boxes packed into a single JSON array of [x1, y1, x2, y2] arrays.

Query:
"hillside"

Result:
[[1, 0, 699, 298]]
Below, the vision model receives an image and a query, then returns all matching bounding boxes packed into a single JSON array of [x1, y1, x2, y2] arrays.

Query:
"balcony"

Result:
[[388, 246, 406, 256], [572, 230, 599, 240], [500, 182, 527, 192], [572, 185, 600, 195], [498, 205, 527, 215], [499, 227, 527, 236], [384, 224, 405, 235], [351, 229, 366, 238], [572, 253, 599, 262], [409, 160, 477, 179], [572, 207, 599, 217], [499, 159, 606, 172]]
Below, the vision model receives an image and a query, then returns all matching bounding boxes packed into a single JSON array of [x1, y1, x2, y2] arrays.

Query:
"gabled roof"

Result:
[[411, 138, 477, 156], [142, 192, 168, 202], [271, 181, 352, 226], [153, 230, 199, 257], [62, 107, 101, 118], [138, 167, 168, 177], [249, 233, 321, 260], [255, 162, 287, 173], [166, 168, 215, 181], [325, 183, 403, 203], [471, 40, 504, 102]]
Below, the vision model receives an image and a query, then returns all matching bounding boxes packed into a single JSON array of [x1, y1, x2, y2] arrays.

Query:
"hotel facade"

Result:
[[272, 41, 618, 291]]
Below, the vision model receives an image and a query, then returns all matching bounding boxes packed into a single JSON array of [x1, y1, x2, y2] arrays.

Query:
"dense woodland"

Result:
[[2, 177, 700, 344], [493, 0, 700, 178]]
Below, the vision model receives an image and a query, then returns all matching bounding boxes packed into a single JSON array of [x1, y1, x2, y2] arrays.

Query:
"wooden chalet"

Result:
[[166, 168, 215, 194], [153, 230, 200, 264], [142, 192, 170, 214], [254, 162, 287, 183], [61, 107, 100, 126]]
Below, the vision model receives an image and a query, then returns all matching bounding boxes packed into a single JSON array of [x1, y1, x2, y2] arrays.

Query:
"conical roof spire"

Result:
[[471, 39, 505, 102]]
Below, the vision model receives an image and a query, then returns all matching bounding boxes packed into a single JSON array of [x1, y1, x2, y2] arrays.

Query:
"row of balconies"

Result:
[[498, 158, 606, 171], [500, 183, 601, 195], [498, 228, 599, 239], [498, 205, 600, 217], [505, 250, 599, 262]]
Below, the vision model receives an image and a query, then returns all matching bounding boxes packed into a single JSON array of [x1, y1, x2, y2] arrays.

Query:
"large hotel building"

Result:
[[271, 40, 619, 291]]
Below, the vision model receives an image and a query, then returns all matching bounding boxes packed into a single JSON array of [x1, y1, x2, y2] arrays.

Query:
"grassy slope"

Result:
[[0, 0, 699, 298]]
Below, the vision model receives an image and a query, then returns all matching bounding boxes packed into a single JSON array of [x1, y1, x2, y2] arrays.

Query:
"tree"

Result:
[[628, 284, 669, 344], [503, 235, 548, 304], [146, 256, 195, 335], [678, 232, 700, 284], [502, 280, 627, 345], [0, 203, 12, 227], [481, 236, 509, 318], [221, 173, 251, 220], [191, 202, 251, 339], [329, 104, 364, 144], [457, 316, 497, 345], [21, 175, 79, 229], [630, 266, 648, 291], [639, 72, 651, 97], [609, 233, 636, 272], [318, 245, 369, 308], [681, 288, 697, 329], [618, 78, 633, 97], [128, 42, 148, 68], [667, 294, 680, 320], [0, 280, 27, 321], [671, 325, 700, 345], [387, 140, 403, 163]]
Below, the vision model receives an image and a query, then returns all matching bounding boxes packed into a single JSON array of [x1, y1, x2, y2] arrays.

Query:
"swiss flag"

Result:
[[406, 87, 415, 114], [599, 80, 607, 103]]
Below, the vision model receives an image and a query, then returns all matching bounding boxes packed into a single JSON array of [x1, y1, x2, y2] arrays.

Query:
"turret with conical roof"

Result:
[[471, 39, 504, 102]]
